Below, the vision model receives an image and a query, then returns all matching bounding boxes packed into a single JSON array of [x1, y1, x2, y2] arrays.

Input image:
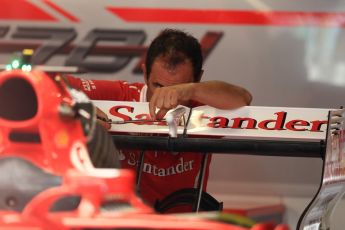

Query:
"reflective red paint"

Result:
[[108, 7, 345, 27]]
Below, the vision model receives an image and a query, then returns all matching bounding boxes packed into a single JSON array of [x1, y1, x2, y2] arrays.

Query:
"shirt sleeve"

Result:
[[65, 75, 143, 101]]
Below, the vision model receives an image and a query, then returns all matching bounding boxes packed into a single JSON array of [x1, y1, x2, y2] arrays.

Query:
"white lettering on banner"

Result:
[[125, 155, 194, 177], [127, 152, 137, 166], [81, 79, 96, 91], [81, 79, 91, 91], [142, 157, 194, 177], [118, 150, 126, 161]]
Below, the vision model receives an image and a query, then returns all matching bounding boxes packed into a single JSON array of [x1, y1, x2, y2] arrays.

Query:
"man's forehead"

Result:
[[153, 57, 192, 72], [150, 58, 194, 84]]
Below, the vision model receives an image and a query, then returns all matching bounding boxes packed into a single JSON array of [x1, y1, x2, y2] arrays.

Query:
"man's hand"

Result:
[[96, 107, 111, 130], [148, 80, 252, 120], [149, 83, 194, 120]]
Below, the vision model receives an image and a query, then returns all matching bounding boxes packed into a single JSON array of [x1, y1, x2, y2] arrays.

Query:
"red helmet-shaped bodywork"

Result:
[[0, 69, 90, 174]]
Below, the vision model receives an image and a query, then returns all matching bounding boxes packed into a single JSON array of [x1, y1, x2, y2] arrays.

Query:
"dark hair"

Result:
[[145, 29, 203, 82]]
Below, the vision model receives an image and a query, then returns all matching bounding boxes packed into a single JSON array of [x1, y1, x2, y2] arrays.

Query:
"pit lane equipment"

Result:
[[0, 51, 288, 229]]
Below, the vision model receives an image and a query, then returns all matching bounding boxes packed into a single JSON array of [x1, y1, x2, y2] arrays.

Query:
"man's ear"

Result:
[[195, 69, 204, 82], [142, 64, 148, 84]]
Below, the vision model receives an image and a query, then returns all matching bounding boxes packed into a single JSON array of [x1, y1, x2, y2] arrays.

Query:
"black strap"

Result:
[[154, 188, 223, 213]]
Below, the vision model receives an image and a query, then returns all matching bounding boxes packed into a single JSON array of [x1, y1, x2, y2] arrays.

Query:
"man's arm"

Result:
[[191, 80, 252, 108], [150, 80, 252, 120], [64, 75, 143, 129], [64, 75, 145, 101]]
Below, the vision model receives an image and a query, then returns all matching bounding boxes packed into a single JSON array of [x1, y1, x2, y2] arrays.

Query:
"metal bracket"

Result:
[[298, 108, 345, 230], [166, 107, 187, 138]]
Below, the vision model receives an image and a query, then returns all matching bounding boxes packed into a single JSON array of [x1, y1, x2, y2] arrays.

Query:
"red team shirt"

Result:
[[67, 76, 211, 208]]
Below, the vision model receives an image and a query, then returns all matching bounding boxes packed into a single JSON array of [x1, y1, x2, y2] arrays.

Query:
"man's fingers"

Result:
[[150, 87, 181, 120], [156, 108, 169, 120], [149, 90, 159, 120], [96, 107, 111, 130], [97, 120, 111, 130], [156, 92, 165, 110], [170, 91, 178, 108], [163, 90, 174, 109], [96, 107, 108, 120]]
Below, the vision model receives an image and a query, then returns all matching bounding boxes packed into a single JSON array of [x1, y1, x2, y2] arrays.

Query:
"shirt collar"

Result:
[[139, 84, 148, 102]]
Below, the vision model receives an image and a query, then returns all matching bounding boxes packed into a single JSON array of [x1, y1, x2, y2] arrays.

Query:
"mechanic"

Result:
[[66, 29, 252, 210]]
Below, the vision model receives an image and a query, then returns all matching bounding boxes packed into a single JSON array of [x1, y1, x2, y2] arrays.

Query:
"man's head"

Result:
[[143, 29, 204, 100]]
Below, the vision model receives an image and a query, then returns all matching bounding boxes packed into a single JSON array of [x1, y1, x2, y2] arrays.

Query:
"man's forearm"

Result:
[[191, 80, 252, 109]]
